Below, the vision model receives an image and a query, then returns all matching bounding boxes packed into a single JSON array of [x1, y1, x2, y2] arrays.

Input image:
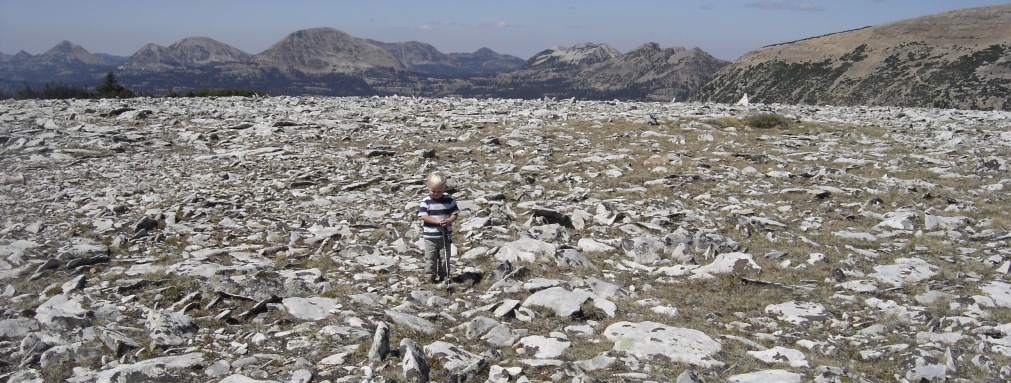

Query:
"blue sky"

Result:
[[1, 1, 1008, 61]]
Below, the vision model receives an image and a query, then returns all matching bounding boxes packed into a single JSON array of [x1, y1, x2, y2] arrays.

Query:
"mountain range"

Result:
[[2, 3, 1010, 109]]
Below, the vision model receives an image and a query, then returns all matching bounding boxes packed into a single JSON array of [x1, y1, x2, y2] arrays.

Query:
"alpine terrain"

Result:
[[691, 3, 1011, 110]]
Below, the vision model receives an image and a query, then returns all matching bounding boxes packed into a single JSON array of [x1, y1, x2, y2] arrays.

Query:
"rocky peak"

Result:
[[13, 50, 34, 61], [368, 40, 451, 66], [121, 43, 182, 71], [35, 40, 111, 66], [121, 37, 249, 72], [630, 42, 663, 53], [167, 36, 250, 67], [251, 27, 405, 74], [526, 43, 621, 69]]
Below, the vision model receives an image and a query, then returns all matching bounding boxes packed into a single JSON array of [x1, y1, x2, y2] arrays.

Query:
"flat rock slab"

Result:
[[385, 309, 437, 334], [517, 335, 571, 359], [869, 257, 938, 287], [837, 280, 878, 293], [522, 286, 616, 317], [96, 352, 205, 383], [0, 318, 40, 338], [981, 281, 1011, 307], [604, 321, 723, 368], [35, 293, 88, 331], [765, 301, 829, 325], [282, 297, 340, 320], [727, 369, 803, 383], [693, 252, 762, 276], [219, 374, 282, 383], [496, 237, 557, 264], [747, 346, 809, 367], [424, 341, 483, 371]]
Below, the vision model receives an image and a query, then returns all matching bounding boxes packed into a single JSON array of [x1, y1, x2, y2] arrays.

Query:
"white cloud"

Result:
[[469, 21, 510, 29], [746, 1, 826, 11], [415, 20, 509, 33]]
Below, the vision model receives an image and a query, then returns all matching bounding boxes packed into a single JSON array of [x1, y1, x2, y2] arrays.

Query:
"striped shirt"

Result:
[[418, 194, 460, 239]]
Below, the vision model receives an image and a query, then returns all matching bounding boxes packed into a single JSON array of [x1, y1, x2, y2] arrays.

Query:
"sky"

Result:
[[2, 0, 1009, 61]]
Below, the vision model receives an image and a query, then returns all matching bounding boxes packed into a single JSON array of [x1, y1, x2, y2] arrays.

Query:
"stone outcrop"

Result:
[[1, 96, 1010, 381]]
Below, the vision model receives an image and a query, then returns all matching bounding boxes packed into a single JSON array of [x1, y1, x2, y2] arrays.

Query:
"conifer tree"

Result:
[[95, 71, 135, 98]]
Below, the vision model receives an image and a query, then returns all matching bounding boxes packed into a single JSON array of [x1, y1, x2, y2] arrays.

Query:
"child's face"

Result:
[[428, 183, 446, 198]]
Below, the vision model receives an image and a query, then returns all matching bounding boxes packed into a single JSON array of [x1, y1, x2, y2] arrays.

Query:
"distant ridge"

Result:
[[691, 3, 1011, 110], [367, 40, 525, 75], [0, 41, 116, 87]]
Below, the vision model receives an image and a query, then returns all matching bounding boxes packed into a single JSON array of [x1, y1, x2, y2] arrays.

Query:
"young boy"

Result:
[[418, 171, 459, 283]]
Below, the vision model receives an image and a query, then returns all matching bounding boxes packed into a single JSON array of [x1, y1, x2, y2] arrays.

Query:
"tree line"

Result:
[[0, 71, 265, 100]]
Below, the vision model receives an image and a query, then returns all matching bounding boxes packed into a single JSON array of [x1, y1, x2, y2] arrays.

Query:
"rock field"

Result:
[[1, 96, 1011, 383]]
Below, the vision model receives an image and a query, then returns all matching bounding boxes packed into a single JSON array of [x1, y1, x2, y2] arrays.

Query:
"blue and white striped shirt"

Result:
[[418, 194, 460, 239]]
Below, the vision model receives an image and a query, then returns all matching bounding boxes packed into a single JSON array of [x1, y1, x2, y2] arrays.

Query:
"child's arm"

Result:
[[420, 214, 456, 226], [443, 213, 458, 226], [420, 215, 443, 225]]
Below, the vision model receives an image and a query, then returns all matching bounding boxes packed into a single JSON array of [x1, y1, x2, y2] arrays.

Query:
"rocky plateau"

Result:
[[1, 96, 1011, 382]]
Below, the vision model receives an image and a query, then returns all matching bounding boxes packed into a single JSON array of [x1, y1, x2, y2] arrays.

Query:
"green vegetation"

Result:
[[742, 113, 792, 129], [840, 44, 868, 62], [0, 82, 94, 99], [0, 71, 266, 100]]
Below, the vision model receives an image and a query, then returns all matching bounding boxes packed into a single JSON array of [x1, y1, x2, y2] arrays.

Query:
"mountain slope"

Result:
[[169, 37, 250, 67], [577, 43, 728, 101], [122, 43, 183, 71], [122, 37, 250, 71], [0, 41, 115, 88], [251, 28, 404, 74], [691, 4, 1011, 110], [35, 40, 112, 66], [494, 42, 727, 101], [448, 48, 525, 74], [525, 43, 621, 69]]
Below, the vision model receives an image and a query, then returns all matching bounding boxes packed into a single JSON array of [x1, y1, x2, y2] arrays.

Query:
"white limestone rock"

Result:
[[281, 297, 340, 320], [747, 346, 809, 367], [869, 257, 938, 287], [522, 286, 616, 317], [517, 335, 571, 359], [693, 252, 762, 277], [765, 301, 829, 325], [727, 369, 802, 383], [604, 321, 723, 368]]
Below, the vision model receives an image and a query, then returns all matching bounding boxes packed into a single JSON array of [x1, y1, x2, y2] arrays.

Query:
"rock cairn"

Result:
[[1, 96, 1010, 382]]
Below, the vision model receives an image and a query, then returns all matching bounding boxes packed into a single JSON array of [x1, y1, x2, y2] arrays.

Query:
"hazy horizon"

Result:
[[2, 0, 1009, 61]]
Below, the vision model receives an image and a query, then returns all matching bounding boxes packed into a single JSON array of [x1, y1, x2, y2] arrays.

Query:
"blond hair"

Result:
[[427, 171, 448, 189]]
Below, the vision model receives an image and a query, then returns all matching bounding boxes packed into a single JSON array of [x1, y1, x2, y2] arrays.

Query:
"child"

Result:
[[418, 171, 459, 283]]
